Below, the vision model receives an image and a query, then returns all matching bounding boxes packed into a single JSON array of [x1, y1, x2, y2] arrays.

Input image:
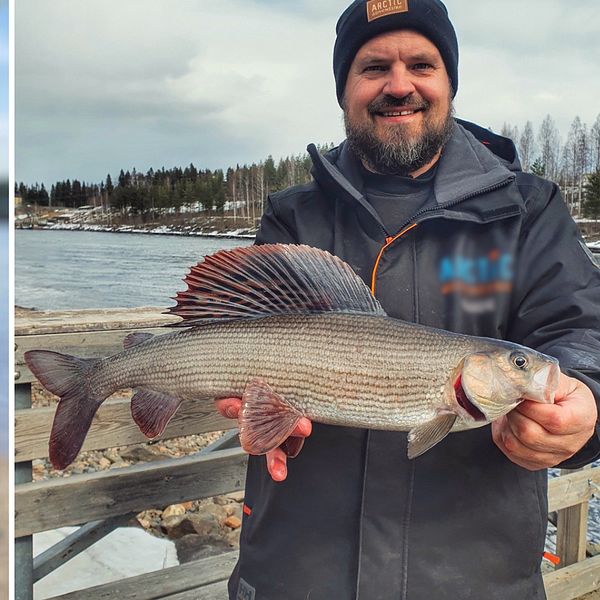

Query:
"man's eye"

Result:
[[364, 65, 386, 72], [413, 63, 433, 71]]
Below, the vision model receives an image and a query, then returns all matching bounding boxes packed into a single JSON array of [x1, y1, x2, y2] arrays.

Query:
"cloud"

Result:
[[15, 0, 600, 186]]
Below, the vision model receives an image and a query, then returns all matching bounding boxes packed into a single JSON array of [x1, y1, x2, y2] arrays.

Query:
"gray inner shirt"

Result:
[[362, 163, 438, 235]]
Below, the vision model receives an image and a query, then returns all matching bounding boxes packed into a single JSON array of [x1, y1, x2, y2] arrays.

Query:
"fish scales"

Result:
[[89, 313, 478, 430], [24, 243, 560, 467]]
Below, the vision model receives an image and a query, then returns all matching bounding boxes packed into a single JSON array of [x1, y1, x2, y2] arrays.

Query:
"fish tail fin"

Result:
[[24, 350, 105, 469]]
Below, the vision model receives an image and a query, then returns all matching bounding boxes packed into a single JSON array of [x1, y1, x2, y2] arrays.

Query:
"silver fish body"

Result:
[[24, 244, 560, 468]]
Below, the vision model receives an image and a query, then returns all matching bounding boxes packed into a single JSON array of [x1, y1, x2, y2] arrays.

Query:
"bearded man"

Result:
[[218, 1, 600, 599]]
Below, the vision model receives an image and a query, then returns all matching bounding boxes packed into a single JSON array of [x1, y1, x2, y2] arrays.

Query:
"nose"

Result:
[[383, 64, 417, 98]]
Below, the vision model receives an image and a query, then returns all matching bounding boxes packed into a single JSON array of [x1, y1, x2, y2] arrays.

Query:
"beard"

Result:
[[344, 92, 455, 176]]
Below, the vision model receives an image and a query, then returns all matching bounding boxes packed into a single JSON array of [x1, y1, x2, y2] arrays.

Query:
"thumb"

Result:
[[215, 397, 242, 419]]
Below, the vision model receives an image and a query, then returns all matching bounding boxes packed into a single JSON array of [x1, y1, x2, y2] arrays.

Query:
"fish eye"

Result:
[[510, 352, 529, 370]]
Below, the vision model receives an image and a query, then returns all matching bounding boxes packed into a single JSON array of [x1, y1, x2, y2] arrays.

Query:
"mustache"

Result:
[[368, 94, 430, 114]]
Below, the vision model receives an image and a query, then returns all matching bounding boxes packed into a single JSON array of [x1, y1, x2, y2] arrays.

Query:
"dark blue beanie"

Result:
[[333, 0, 459, 106]]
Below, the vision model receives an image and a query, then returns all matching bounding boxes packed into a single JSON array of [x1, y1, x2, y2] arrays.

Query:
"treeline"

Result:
[[15, 146, 333, 222], [499, 113, 600, 218], [16, 113, 600, 221]]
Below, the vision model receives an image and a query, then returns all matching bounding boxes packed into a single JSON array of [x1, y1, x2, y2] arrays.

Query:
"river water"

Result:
[[14, 228, 600, 548]]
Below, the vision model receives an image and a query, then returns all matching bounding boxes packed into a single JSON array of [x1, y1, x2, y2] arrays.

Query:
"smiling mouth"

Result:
[[378, 109, 422, 117]]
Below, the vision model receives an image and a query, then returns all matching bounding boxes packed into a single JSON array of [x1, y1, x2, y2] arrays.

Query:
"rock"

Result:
[[226, 491, 245, 503], [98, 457, 111, 470], [202, 503, 228, 521], [213, 495, 230, 506], [225, 528, 241, 548], [162, 504, 187, 519], [161, 515, 198, 539], [175, 534, 232, 564], [224, 516, 242, 530], [188, 513, 221, 537], [120, 446, 165, 463], [104, 448, 121, 463]]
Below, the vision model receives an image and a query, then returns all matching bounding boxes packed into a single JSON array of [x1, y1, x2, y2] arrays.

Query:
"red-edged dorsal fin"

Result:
[[166, 244, 385, 325]]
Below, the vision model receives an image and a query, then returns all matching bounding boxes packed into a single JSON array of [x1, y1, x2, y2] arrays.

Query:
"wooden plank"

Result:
[[548, 468, 600, 512], [33, 514, 134, 583], [15, 306, 177, 336], [161, 580, 229, 600], [544, 554, 600, 600], [15, 383, 33, 600], [48, 551, 237, 600], [556, 468, 590, 568], [15, 396, 234, 462], [15, 326, 178, 384], [16, 448, 247, 537]]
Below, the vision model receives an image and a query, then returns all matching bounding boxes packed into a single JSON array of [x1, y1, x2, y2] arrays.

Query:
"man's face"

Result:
[[343, 29, 454, 176]]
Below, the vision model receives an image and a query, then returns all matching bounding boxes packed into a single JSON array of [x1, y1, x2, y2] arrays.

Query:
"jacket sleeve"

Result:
[[255, 195, 299, 246], [507, 182, 600, 468]]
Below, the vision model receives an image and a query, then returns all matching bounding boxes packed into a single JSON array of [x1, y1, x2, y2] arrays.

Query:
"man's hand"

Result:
[[492, 372, 598, 470], [215, 397, 312, 482]]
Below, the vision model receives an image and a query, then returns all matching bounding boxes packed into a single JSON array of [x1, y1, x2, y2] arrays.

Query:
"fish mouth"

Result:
[[454, 376, 487, 422], [523, 362, 560, 404]]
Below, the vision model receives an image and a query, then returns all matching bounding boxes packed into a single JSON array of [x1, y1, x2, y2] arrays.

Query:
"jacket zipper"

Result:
[[370, 177, 514, 295]]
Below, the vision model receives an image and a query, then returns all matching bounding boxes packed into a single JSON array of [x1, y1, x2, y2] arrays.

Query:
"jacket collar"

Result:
[[308, 120, 524, 222]]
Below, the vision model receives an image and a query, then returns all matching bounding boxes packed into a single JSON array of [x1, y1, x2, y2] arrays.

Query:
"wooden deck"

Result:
[[14, 307, 600, 600]]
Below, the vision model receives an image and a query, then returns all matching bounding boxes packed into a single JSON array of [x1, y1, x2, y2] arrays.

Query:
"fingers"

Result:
[[266, 447, 288, 482], [214, 397, 241, 419], [492, 419, 561, 470], [491, 415, 583, 470], [291, 417, 312, 438]]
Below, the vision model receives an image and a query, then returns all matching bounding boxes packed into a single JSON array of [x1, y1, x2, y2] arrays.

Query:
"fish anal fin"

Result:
[[239, 378, 302, 455], [123, 332, 154, 350], [131, 390, 182, 438], [407, 412, 457, 459]]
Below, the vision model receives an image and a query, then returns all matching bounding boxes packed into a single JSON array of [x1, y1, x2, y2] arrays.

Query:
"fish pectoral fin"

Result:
[[407, 412, 457, 459], [123, 332, 155, 350], [239, 378, 303, 456], [131, 389, 182, 438]]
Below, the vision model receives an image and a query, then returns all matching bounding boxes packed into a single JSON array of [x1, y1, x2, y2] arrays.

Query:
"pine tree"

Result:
[[583, 170, 600, 220]]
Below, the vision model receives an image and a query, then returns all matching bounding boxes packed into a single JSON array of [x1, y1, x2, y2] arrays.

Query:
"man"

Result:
[[217, 1, 600, 598]]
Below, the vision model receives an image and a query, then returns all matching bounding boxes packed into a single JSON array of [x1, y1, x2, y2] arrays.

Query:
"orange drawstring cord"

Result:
[[370, 223, 418, 295]]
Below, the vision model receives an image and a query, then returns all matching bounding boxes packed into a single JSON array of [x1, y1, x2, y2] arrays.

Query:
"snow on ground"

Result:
[[33, 527, 178, 599]]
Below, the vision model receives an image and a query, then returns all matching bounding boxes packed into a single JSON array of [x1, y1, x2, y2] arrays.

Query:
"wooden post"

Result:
[[15, 382, 33, 600], [555, 467, 590, 568]]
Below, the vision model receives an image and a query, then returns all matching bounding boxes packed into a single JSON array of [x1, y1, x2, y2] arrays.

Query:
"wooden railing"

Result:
[[13, 308, 600, 600]]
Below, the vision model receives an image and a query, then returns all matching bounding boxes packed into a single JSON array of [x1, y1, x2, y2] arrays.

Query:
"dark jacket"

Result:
[[229, 120, 600, 600]]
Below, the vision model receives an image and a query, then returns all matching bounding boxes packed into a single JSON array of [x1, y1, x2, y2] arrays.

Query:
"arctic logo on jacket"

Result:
[[438, 249, 513, 313]]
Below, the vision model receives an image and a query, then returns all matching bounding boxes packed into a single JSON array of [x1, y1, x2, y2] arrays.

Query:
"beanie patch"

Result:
[[367, 0, 409, 23]]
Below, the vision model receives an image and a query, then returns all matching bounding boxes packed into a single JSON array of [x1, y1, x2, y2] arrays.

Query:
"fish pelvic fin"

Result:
[[131, 389, 182, 438], [166, 244, 386, 326], [24, 350, 104, 470], [239, 378, 303, 455], [407, 412, 457, 459]]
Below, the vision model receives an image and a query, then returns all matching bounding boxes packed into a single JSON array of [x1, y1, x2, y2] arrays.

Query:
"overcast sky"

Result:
[[15, 0, 600, 188]]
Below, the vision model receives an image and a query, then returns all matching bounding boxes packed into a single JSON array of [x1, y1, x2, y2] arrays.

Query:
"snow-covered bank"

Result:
[[18, 222, 257, 239]]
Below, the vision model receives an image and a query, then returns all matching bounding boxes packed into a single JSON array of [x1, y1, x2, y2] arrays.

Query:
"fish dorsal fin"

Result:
[[167, 244, 385, 325]]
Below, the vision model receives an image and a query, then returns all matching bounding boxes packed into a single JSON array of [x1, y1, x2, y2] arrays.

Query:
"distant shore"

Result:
[[15, 222, 257, 240]]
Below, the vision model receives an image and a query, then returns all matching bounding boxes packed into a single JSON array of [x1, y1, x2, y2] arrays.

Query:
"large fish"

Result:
[[25, 244, 560, 470]]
